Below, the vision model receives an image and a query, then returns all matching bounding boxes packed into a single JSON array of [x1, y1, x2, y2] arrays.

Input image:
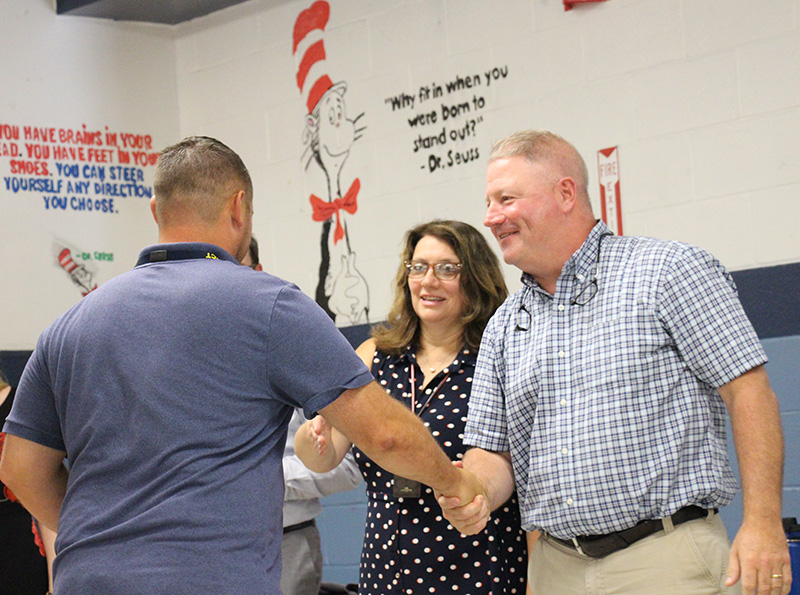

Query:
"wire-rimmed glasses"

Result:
[[404, 260, 462, 280]]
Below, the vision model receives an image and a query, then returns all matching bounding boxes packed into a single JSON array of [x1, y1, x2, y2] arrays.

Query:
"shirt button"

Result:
[[561, 448, 568, 455], [558, 350, 565, 358], [577, 274, 585, 281], [560, 399, 567, 406], [567, 498, 574, 505], [557, 304, 565, 311]]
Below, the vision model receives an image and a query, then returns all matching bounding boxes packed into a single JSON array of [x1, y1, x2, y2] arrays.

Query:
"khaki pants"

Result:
[[529, 513, 741, 594], [280, 523, 323, 595]]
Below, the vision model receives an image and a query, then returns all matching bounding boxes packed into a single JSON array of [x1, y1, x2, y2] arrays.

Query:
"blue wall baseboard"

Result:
[[730, 262, 800, 339], [318, 488, 367, 585], [0, 351, 33, 387], [720, 334, 800, 540]]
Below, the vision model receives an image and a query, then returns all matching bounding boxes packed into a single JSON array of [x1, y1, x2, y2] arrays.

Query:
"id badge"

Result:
[[392, 475, 421, 498]]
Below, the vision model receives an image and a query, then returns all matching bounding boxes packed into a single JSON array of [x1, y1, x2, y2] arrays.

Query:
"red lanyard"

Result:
[[408, 361, 452, 417]]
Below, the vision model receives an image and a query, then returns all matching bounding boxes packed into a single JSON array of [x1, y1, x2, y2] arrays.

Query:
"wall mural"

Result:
[[0, 122, 156, 295], [293, 0, 369, 326]]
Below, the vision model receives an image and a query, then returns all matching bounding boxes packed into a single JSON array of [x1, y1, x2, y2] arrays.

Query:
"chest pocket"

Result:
[[576, 302, 671, 393]]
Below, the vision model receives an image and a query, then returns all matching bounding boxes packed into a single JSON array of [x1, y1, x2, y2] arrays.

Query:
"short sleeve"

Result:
[[265, 284, 374, 417], [464, 314, 510, 452], [656, 245, 767, 387], [3, 332, 66, 451]]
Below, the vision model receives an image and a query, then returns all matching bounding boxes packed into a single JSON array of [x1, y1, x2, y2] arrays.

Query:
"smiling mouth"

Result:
[[498, 231, 516, 240], [322, 141, 350, 158], [421, 296, 444, 302]]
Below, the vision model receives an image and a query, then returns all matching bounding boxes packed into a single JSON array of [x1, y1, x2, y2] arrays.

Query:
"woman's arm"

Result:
[[294, 414, 353, 473]]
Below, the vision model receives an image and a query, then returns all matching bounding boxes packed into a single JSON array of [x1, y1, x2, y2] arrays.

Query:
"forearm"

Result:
[[38, 522, 57, 591], [21, 478, 66, 531], [462, 447, 515, 511], [526, 530, 540, 595], [0, 434, 67, 531], [347, 400, 461, 493], [294, 419, 351, 473], [722, 367, 784, 526], [320, 382, 465, 497], [718, 365, 791, 591]]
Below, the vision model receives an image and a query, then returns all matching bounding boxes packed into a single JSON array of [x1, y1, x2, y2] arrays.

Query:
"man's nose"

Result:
[[484, 201, 503, 228]]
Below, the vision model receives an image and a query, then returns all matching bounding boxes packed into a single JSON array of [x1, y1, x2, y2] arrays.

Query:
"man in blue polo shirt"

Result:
[[439, 130, 790, 595], [0, 136, 484, 594]]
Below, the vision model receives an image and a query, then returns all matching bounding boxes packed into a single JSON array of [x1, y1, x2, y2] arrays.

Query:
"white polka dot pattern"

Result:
[[352, 347, 527, 594]]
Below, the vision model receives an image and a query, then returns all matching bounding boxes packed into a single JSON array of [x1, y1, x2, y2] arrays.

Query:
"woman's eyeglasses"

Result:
[[404, 260, 462, 280]]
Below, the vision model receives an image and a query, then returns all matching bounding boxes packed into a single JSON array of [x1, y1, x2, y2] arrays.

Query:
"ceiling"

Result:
[[55, 0, 254, 26]]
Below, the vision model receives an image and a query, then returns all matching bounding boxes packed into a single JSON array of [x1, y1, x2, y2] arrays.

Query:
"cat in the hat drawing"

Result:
[[293, 0, 369, 325], [54, 241, 97, 296]]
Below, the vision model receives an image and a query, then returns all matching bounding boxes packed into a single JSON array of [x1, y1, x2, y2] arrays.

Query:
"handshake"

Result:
[[297, 403, 504, 536], [434, 461, 493, 535]]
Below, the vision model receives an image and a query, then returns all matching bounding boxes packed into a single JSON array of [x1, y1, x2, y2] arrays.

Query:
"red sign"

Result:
[[597, 146, 623, 236], [564, 0, 609, 11]]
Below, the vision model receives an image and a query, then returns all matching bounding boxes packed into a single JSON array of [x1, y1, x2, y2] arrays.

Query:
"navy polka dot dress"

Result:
[[352, 346, 528, 595]]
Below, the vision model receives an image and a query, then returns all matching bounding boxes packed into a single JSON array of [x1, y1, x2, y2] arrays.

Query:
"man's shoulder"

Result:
[[607, 235, 712, 269]]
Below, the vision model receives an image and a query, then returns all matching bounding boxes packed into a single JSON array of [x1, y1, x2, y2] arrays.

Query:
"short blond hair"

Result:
[[489, 129, 589, 197]]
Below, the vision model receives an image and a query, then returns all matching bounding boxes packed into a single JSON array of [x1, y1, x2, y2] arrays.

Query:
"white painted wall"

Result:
[[0, 0, 180, 349], [2, 0, 798, 584], [173, 0, 800, 326], [3, 0, 798, 343]]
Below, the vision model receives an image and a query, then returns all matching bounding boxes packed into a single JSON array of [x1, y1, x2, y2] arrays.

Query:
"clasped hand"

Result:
[[307, 417, 490, 534], [435, 461, 491, 535], [307, 415, 333, 454]]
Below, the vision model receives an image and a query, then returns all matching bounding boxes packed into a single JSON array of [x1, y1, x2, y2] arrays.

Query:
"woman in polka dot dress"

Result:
[[299, 220, 528, 594]]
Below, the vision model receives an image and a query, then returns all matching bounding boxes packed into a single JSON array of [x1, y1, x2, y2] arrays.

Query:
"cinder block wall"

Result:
[[2, 0, 798, 586]]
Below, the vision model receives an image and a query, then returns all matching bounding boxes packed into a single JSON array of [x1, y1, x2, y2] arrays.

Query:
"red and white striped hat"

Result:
[[293, 1, 334, 114]]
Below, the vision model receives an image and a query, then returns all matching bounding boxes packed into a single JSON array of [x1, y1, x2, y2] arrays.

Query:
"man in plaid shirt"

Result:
[[439, 130, 790, 595]]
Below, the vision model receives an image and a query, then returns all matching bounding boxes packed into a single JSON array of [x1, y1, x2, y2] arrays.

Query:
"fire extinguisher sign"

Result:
[[597, 146, 622, 236]]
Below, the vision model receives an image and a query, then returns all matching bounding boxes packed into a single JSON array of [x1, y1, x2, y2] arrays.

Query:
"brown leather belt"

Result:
[[548, 505, 715, 558]]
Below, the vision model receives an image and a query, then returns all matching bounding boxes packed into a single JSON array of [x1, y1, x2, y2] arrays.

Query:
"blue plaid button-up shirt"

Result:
[[464, 221, 767, 539]]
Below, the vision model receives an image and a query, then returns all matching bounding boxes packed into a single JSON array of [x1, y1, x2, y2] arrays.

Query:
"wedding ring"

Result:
[[771, 574, 783, 579]]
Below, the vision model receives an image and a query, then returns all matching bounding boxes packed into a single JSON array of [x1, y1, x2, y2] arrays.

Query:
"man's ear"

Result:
[[150, 196, 158, 223], [230, 190, 248, 229], [556, 177, 578, 213]]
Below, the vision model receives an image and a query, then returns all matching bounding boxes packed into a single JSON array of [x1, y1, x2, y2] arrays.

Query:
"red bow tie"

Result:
[[309, 178, 360, 245]]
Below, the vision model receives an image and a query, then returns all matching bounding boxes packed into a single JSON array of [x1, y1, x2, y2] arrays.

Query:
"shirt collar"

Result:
[[567, 220, 613, 283], [135, 242, 239, 267], [519, 220, 613, 295]]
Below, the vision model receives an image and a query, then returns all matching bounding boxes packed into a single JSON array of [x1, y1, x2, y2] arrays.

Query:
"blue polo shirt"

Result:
[[4, 242, 373, 594]]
